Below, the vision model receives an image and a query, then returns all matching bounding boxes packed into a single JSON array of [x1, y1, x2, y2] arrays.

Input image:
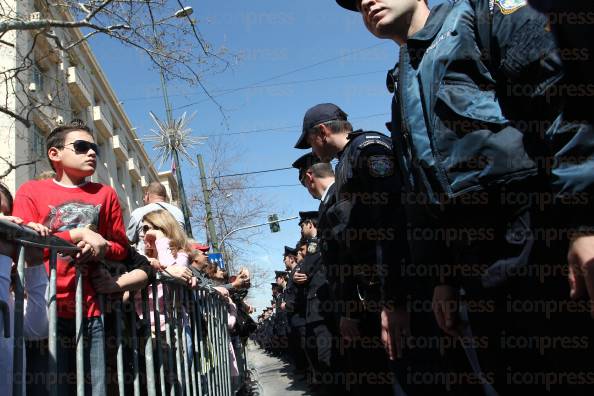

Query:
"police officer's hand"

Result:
[[432, 285, 463, 337], [293, 272, 308, 284], [568, 235, 594, 318], [339, 316, 360, 341], [381, 306, 410, 360]]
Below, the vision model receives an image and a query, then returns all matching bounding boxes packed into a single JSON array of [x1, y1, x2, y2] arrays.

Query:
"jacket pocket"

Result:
[[433, 82, 537, 195]]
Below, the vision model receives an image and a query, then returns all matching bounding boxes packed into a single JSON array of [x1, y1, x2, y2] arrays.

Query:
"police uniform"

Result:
[[336, 1, 594, 394], [295, 104, 405, 395], [282, 246, 310, 373]]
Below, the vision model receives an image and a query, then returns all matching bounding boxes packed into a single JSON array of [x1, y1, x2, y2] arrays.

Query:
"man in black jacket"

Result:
[[336, 1, 594, 394], [295, 103, 406, 395]]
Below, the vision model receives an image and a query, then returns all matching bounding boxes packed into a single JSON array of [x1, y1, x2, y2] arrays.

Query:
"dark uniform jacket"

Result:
[[389, 0, 594, 288], [283, 264, 307, 326], [324, 131, 406, 318], [298, 239, 331, 324]]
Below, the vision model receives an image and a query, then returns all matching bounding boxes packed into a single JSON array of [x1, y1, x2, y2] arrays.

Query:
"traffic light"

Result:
[[268, 214, 280, 233]]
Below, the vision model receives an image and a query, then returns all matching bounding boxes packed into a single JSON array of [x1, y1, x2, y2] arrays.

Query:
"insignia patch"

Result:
[[358, 139, 392, 151], [367, 155, 394, 178], [494, 0, 526, 15]]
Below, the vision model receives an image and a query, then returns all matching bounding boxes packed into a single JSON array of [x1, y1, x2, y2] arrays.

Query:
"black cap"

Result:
[[298, 211, 319, 225], [336, 0, 358, 12], [274, 270, 288, 278], [271, 282, 280, 288], [292, 153, 320, 182], [294, 103, 348, 149], [283, 246, 297, 257]]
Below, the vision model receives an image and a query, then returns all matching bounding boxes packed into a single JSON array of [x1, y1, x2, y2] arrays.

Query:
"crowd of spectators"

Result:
[[0, 120, 254, 396]]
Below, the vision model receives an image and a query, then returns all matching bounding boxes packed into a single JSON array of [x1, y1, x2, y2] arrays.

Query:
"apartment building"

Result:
[[0, 0, 179, 222]]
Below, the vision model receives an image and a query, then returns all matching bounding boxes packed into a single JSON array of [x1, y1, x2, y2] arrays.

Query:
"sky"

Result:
[[88, 1, 438, 313]]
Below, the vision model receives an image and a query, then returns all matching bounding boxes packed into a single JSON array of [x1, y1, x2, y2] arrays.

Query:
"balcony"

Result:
[[128, 157, 141, 181], [140, 175, 148, 188], [93, 106, 113, 138], [67, 66, 92, 107], [112, 135, 128, 161]]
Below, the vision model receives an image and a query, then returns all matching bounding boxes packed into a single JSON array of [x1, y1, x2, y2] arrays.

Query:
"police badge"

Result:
[[307, 240, 318, 254], [367, 155, 394, 178], [494, 0, 526, 14]]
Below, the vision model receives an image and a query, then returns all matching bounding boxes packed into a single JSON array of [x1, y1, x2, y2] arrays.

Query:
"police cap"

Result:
[[294, 103, 348, 149], [274, 270, 288, 278], [298, 211, 318, 226], [283, 246, 297, 257], [336, 0, 358, 11], [292, 153, 320, 182]]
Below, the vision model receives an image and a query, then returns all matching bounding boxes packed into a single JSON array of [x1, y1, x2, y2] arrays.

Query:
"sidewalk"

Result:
[[246, 341, 313, 396]]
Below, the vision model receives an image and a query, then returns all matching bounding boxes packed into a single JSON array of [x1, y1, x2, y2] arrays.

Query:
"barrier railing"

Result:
[[0, 219, 240, 396]]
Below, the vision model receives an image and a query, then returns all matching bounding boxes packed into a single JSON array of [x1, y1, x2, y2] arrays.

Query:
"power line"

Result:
[[121, 69, 385, 103], [172, 43, 389, 111], [207, 167, 294, 179], [202, 112, 390, 137], [221, 184, 301, 190]]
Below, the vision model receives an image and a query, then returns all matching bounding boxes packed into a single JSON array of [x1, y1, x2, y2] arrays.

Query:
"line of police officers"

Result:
[[254, 1, 594, 395]]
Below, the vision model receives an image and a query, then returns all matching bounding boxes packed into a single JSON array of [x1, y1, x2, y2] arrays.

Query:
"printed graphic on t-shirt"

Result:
[[45, 201, 101, 232]]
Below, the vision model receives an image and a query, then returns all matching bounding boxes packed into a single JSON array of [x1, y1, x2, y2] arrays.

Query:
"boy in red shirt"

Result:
[[13, 119, 128, 395]]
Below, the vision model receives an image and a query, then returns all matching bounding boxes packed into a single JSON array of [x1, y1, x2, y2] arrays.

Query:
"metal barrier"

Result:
[[0, 219, 242, 396]]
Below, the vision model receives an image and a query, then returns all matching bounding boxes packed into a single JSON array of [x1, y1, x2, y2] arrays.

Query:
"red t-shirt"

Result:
[[12, 178, 128, 318]]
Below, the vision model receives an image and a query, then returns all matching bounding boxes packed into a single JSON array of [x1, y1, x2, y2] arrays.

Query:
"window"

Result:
[[116, 163, 126, 189], [30, 125, 45, 159], [32, 63, 44, 91]]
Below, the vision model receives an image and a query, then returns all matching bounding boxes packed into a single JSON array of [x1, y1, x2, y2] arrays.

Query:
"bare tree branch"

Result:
[[0, 156, 39, 179]]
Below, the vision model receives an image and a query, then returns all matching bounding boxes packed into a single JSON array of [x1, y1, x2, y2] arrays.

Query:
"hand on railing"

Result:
[[159, 265, 195, 288], [0, 214, 51, 238], [0, 217, 47, 263], [69, 227, 111, 262]]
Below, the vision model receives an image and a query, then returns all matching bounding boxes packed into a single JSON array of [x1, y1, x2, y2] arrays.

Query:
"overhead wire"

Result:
[[202, 112, 390, 137]]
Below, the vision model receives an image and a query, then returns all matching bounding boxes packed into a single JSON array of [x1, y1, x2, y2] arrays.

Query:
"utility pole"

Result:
[[144, 6, 200, 238], [197, 154, 219, 252]]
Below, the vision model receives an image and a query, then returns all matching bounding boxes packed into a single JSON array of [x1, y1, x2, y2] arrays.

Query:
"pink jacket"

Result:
[[135, 238, 188, 331]]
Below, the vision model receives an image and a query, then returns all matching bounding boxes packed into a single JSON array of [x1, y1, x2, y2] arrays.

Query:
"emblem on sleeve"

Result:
[[494, 0, 526, 14], [367, 155, 394, 178]]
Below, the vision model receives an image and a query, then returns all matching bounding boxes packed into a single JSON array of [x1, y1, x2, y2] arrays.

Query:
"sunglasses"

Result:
[[141, 224, 159, 234], [62, 140, 100, 156]]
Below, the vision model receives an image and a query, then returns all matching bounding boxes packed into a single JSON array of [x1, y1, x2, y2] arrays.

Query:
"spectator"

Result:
[[126, 182, 185, 254], [12, 120, 129, 396], [0, 183, 49, 396], [134, 209, 192, 331]]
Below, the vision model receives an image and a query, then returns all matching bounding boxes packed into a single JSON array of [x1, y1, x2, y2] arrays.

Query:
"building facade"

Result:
[[0, 0, 178, 223]]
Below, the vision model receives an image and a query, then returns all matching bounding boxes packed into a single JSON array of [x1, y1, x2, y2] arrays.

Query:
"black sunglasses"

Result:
[[63, 140, 100, 156], [142, 224, 160, 234]]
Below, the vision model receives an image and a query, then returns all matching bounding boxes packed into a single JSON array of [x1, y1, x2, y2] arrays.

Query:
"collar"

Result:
[[52, 179, 88, 188], [408, 1, 453, 44], [321, 181, 335, 203]]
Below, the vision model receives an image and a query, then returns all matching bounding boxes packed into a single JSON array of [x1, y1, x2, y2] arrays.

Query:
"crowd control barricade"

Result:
[[0, 219, 241, 396]]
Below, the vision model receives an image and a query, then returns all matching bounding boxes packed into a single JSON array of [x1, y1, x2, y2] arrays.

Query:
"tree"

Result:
[[0, 0, 230, 179], [189, 137, 276, 287]]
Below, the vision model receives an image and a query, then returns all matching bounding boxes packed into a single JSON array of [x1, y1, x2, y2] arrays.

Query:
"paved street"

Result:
[[246, 341, 313, 396]]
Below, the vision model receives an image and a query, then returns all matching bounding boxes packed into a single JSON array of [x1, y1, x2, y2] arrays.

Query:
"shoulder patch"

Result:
[[358, 139, 392, 151], [367, 155, 395, 178], [494, 0, 526, 15]]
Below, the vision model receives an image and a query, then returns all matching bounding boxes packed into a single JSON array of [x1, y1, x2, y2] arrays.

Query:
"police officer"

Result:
[[282, 244, 310, 376], [336, 1, 594, 395], [296, 211, 336, 392], [295, 103, 405, 395]]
